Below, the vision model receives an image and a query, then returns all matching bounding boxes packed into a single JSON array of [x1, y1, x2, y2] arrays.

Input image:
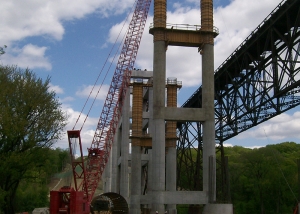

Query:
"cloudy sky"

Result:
[[1, 0, 296, 152]]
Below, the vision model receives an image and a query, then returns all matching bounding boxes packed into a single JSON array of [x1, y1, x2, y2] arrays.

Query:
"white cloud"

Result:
[[49, 83, 64, 94], [223, 143, 264, 150], [245, 145, 264, 149], [236, 112, 300, 141], [0, 0, 135, 71], [214, 0, 281, 67], [76, 84, 110, 100], [0, 0, 135, 45], [1, 44, 52, 70], [107, 20, 130, 44], [223, 143, 233, 147], [55, 106, 99, 153], [60, 96, 75, 103]]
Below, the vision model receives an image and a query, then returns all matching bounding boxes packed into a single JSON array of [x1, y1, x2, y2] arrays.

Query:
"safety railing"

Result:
[[149, 23, 219, 35]]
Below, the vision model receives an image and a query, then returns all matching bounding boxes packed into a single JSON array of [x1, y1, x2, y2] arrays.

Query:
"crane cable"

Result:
[[72, 0, 139, 131]]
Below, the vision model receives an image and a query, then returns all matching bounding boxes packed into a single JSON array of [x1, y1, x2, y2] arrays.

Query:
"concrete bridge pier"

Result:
[[120, 91, 130, 202], [166, 147, 177, 214], [201, 42, 233, 214], [202, 43, 216, 201], [152, 40, 167, 213]]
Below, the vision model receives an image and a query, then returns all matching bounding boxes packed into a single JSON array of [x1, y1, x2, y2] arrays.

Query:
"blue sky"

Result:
[[1, 0, 296, 152]]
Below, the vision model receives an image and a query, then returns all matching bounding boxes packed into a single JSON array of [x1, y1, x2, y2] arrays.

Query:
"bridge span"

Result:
[[177, 0, 300, 200]]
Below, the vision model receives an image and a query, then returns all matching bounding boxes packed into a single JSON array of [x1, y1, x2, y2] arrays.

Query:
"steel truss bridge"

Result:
[[176, 0, 300, 201]]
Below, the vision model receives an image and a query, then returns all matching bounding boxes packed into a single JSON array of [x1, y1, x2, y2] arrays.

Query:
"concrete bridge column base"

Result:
[[202, 204, 233, 214], [166, 208, 176, 214], [130, 209, 141, 214]]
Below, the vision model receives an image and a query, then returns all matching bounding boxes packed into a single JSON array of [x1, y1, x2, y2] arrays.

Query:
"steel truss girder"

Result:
[[214, 0, 300, 141], [177, 122, 203, 191], [176, 0, 300, 195]]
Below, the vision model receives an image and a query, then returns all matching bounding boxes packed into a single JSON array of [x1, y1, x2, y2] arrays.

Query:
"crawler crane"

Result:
[[49, 0, 151, 213]]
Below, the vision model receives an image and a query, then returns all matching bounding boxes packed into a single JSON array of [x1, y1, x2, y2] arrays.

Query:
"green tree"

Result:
[[0, 65, 67, 213], [0, 45, 7, 55], [227, 143, 299, 214], [15, 181, 49, 212], [11, 147, 71, 213]]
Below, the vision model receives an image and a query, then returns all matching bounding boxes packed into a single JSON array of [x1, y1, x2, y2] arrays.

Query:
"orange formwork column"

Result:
[[153, 0, 167, 42], [131, 81, 144, 145], [166, 78, 182, 147], [201, 0, 213, 31]]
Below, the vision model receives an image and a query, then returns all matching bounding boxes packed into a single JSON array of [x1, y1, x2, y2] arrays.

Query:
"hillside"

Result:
[[49, 162, 104, 195]]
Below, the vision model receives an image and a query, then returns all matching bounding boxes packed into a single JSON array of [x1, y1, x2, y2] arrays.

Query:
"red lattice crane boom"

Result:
[[50, 0, 151, 213]]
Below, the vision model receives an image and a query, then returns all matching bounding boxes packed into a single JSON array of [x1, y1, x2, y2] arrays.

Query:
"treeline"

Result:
[[2, 147, 70, 213], [225, 142, 300, 214]]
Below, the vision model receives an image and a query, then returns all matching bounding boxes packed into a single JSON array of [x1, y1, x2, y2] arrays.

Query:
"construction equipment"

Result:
[[49, 0, 151, 213]]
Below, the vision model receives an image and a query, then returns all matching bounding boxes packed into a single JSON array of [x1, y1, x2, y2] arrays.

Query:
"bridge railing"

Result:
[[149, 23, 219, 34]]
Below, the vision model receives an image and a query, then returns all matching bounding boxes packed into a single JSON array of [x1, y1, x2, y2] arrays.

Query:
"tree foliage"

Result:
[[177, 142, 300, 213], [0, 65, 67, 213], [225, 142, 300, 214], [13, 147, 70, 213], [0, 45, 6, 55]]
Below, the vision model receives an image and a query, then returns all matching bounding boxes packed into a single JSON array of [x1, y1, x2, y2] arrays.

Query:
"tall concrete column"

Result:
[[201, 0, 216, 201], [152, 0, 167, 212], [130, 82, 143, 214], [103, 146, 112, 192], [166, 147, 176, 213], [202, 43, 216, 200], [120, 91, 130, 202], [146, 85, 154, 211], [130, 146, 142, 213], [111, 126, 120, 193], [152, 40, 166, 213]]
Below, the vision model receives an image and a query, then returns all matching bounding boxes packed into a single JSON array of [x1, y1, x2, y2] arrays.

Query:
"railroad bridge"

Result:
[[177, 0, 300, 202]]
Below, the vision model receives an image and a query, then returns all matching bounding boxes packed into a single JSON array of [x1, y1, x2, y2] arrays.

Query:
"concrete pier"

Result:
[[120, 91, 130, 202], [130, 145, 142, 214], [151, 1, 167, 211], [202, 43, 216, 199], [152, 40, 167, 213], [165, 147, 177, 213], [103, 0, 233, 213], [203, 204, 234, 214], [111, 126, 119, 193]]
